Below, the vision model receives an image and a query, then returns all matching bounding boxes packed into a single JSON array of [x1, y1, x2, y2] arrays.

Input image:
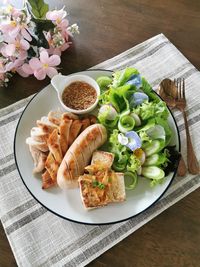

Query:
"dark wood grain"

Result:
[[1, 0, 200, 266]]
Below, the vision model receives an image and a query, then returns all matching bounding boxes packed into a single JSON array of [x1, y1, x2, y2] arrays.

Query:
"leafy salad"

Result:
[[96, 67, 180, 189]]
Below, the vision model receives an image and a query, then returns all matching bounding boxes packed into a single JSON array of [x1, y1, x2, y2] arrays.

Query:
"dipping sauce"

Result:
[[62, 81, 97, 110]]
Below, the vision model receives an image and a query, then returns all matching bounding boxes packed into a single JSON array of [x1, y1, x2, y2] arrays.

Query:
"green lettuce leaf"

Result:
[[109, 85, 133, 113], [112, 68, 139, 88], [133, 100, 169, 121], [141, 77, 160, 102], [126, 154, 141, 173], [96, 76, 112, 91]]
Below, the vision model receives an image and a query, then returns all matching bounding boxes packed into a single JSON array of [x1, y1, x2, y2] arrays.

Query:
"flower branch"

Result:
[[0, 0, 79, 87]]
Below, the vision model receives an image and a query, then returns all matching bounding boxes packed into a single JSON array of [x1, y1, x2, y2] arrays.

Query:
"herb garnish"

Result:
[[92, 181, 105, 189]]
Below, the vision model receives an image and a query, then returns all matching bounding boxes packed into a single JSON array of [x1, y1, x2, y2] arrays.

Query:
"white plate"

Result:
[[14, 70, 180, 225]]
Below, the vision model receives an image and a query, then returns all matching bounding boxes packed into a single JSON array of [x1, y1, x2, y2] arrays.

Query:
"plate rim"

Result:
[[13, 69, 181, 225]]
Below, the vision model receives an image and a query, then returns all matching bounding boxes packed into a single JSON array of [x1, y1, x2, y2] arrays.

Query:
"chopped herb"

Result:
[[98, 183, 105, 189], [92, 180, 105, 189], [92, 180, 99, 187]]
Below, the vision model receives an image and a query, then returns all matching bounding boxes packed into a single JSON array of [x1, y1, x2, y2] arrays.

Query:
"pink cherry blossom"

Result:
[[55, 19, 69, 40], [48, 42, 70, 56], [46, 9, 67, 24], [0, 11, 32, 41], [0, 59, 6, 73], [1, 38, 30, 58], [25, 50, 61, 80], [46, 9, 70, 40], [44, 29, 71, 55], [7, 5, 24, 18], [5, 59, 27, 77], [21, 63, 33, 77], [0, 5, 78, 86], [0, 73, 5, 87], [5, 58, 26, 76]]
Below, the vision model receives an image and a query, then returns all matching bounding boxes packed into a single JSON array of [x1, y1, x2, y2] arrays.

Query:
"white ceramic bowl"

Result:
[[51, 73, 100, 114]]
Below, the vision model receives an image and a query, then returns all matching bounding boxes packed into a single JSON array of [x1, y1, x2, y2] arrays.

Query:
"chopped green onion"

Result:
[[130, 113, 141, 126], [112, 162, 126, 171], [92, 180, 105, 189], [118, 115, 135, 133]]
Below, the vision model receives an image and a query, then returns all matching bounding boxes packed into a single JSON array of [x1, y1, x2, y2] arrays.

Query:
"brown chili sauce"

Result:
[[62, 81, 97, 110]]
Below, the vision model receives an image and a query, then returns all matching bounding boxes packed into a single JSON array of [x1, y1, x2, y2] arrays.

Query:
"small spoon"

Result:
[[157, 78, 177, 107], [157, 79, 187, 177]]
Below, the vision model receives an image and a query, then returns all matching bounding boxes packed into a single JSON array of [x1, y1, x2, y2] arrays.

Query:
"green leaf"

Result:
[[27, 0, 49, 19], [31, 19, 55, 48], [33, 18, 55, 31], [141, 77, 160, 102], [112, 68, 139, 88], [27, 46, 36, 59]]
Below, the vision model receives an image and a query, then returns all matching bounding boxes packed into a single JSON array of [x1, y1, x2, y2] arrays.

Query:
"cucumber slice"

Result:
[[143, 140, 162, 156], [130, 113, 141, 126], [124, 172, 138, 190], [144, 154, 159, 166], [141, 166, 165, 180]]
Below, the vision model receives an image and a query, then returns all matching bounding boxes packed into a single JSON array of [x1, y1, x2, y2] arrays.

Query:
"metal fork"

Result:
[[174, 78, 199, 174]]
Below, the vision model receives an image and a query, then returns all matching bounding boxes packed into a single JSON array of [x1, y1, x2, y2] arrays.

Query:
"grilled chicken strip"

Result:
[[29, 145, 47, 173], [37, 116, 58, 133], [59, 117, 73, 156], [30, 127, 49, 143], [68, 119, 83, 146], [26, 137, 49, 152], [47, 129, 62, 164]]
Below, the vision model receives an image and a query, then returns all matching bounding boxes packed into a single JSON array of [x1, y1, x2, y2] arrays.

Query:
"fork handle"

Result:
[[182, 110, 199, 174]]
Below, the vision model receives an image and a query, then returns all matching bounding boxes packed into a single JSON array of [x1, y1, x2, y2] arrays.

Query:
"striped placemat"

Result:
[[0, 33, 200, 267]]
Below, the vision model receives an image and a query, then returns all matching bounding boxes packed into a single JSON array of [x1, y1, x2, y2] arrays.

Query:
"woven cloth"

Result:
[[0, 33, 200, 267]]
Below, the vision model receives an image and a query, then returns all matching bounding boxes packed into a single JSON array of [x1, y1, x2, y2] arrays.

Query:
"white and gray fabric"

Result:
[[0, 33, 200, 267]]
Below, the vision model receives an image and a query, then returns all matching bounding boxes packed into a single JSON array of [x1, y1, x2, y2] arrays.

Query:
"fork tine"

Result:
[[174, 78, 177, 87], [180, 78, 183, 99], [177, 78, 181, 99], [174, 78, 178, 98], [182, 78, 186, 99]]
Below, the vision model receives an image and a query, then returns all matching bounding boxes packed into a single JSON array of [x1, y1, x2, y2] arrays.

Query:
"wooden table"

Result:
[[1, 0, 200, 266]]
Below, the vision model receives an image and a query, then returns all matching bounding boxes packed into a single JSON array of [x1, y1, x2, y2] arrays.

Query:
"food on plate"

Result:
[[42, 170, 55, 189], [26, 110, 97, 189], [36, 116, 58, 133], [47, 129, 62, 163], [45, 152, 59, 183], [57, 124, 107, 189], [30, 127, 50, 142], [91, 150, 114, 168], [26, 137, 49, 152], [62, 81, 97, 110], [28, 146, 47, 174], [68, 119, 83, 146], [96, 67, 180, 188], [25, 67, 180, 213], [79, 151, 126, 209], [48, 110, 63, 125]]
